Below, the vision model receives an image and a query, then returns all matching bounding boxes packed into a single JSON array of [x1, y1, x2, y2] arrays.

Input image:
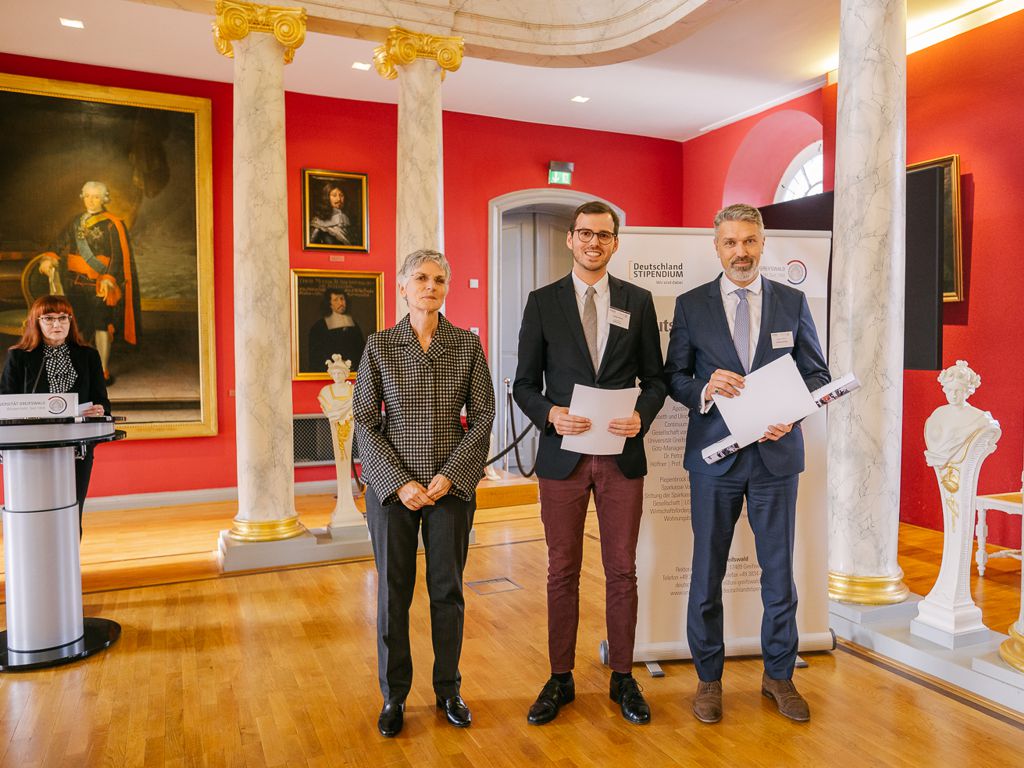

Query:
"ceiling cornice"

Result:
[[130, 0, 742, 65]]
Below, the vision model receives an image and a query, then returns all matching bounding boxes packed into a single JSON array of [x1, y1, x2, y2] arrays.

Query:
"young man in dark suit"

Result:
[[514, 201, 666, 725], [664, 203, 830, 724]]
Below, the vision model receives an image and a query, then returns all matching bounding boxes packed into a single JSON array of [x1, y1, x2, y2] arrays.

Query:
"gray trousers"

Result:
[[365, 485, 475, 703]]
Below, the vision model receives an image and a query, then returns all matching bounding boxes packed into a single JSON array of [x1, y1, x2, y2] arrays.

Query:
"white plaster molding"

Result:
[[132, 0, 738, 65]]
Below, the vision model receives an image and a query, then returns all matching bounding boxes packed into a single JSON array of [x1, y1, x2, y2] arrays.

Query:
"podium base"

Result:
[[0, 617, 120, 672]]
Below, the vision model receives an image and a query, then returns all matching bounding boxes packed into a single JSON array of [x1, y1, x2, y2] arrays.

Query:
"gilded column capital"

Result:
[[373, 27, 465, 80], [213, 0, 307, 64]]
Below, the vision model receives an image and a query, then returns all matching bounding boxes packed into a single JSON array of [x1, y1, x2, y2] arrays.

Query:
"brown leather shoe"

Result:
[[761, 673, 810, 722], [692, 680, 722, 723]]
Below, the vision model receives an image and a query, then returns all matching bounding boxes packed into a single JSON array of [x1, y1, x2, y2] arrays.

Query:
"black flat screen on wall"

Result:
[[759, 167, 943, 371]]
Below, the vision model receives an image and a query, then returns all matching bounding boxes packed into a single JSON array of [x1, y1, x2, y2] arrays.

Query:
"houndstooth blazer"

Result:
[[354, 313, 496, 505]]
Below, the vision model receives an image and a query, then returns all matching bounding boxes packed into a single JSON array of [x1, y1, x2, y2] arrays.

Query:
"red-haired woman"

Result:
[[0, 295, 110, 533]]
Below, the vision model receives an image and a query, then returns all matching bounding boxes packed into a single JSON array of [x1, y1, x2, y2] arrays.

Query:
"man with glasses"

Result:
[[514, 200, 666, 726]]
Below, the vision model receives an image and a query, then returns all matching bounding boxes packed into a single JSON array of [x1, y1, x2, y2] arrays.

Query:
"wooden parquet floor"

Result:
[[0, 496, 1021, 767]]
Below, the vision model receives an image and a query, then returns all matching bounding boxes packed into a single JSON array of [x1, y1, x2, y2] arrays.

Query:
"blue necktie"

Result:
[[733, 288, 750, 373]]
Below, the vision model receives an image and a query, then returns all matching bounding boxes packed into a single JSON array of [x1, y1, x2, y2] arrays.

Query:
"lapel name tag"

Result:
[[609, 307, 631, 329], [771, 331, 794, 349]]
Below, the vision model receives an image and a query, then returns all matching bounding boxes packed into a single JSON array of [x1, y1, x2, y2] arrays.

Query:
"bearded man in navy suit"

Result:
[[664, 203, 830, 724], [514, 201, 666, 726]]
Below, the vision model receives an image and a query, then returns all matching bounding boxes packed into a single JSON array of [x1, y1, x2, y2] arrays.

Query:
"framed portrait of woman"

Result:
[[291, 269, 384, 379], [301, 169, 369, 252]]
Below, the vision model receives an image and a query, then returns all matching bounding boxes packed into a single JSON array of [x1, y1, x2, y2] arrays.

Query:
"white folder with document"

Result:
[[711, 355, 817, 447], [560, 384, 641, 455]]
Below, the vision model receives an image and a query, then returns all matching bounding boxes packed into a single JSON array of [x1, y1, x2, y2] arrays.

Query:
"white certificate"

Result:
[[560, 384, 641, 456], [712, 355, 817, 447]]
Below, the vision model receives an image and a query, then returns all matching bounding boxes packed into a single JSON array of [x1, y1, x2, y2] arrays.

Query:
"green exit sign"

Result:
[[548, 169, 572, 185]]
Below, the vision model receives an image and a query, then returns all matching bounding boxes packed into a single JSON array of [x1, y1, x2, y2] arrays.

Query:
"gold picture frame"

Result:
[[0, 72, 217, 439], [301, 169, 369, 252], [291, 269, 384, 380], [908, 154, 963, 303]]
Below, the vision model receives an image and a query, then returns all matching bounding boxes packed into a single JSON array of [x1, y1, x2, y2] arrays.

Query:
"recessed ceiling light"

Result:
[[351, 62, 372, 71], [59, 17, 85, 29], [571, 96, 590, 103]]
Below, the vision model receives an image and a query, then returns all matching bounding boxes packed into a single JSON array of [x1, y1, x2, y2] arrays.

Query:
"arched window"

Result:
[[774, 141, 824, 202]]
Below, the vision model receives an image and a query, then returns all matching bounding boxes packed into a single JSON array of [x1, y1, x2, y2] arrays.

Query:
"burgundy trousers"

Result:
[[538, 454, 645, 674]]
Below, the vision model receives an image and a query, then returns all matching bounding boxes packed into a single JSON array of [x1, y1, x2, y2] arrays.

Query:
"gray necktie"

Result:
[[583, 285, 600, 372], [733, 288, 750, 373]]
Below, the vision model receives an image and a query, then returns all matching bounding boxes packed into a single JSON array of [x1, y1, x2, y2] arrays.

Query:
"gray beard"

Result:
[[725, 264, 756, 283]]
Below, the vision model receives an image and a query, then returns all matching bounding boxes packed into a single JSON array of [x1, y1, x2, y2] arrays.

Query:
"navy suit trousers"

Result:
[[687, 446, 800, 681]]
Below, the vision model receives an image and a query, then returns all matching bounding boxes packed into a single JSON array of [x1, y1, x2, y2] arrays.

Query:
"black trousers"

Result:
[[365, 485, 475, 703]]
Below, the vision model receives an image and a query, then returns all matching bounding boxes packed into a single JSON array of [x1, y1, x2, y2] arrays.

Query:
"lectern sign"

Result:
[[0, 393, 79, 419]]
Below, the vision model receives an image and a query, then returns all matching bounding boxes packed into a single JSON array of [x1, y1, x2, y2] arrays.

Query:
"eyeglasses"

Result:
[[39, 314, 71, 326], [572, 228, 616, 245]]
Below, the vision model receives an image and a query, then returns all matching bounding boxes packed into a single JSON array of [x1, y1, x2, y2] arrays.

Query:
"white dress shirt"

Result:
[[571, 270, 610, 364], [700, 273, 763, 413]]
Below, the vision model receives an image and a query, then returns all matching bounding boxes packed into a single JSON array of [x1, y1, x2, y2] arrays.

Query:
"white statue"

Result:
[[912, 360, 1001, 647], [318, 354, 363, 528], [924, 360, 995, 476], [483, 433, 501, 481]]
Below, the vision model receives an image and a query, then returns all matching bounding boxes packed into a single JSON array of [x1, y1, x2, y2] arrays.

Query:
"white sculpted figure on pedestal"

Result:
[[483, 433, 501, 481], [318, 354, 364, 528], [912, 360, 1001, 647]]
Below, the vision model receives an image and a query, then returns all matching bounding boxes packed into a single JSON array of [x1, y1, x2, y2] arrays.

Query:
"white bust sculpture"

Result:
[[924, 360, 995, 471], [912, 359, 1001, 645], [318, 354, 363, 528]]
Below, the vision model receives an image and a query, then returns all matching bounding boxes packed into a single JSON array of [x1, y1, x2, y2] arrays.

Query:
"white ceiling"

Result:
[[1, 0, 1017, 141]]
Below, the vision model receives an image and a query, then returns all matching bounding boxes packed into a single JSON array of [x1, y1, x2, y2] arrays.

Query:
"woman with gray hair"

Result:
[[354, 249, 495, 738]]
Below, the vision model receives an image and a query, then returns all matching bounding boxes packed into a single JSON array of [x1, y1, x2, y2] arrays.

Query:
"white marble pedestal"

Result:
[[831, 597, 1024, 713], [218, 520, 476, 572], [218, 523, 372, 572], [911, 361, 1000, 649]]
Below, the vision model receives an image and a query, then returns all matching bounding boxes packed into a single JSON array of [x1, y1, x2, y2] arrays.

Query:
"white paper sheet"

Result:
[[711, 355, 817, 446], [560, 384, 641, 455]]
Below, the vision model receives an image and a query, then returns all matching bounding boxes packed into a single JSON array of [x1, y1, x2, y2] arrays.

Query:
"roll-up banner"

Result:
[[610, 227, 834, 662]]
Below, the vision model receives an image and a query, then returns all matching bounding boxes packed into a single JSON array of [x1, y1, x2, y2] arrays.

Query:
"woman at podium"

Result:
[[0, 295, 110, 533]]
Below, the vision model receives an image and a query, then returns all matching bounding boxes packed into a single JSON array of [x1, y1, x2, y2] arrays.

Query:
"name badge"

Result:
[[771, 331, 794, 349], [609, 307, 631, 329]]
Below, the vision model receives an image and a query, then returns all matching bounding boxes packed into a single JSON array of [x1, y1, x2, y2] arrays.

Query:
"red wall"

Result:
[[900, 13, 1024, 547], [680, 11, 1024, 547], [681, 90, 824, 227], [0, 53, 685, 497], [442, 111, 684, 330]]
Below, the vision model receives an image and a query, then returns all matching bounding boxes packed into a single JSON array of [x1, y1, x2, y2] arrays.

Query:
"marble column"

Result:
[[827, 0, 910, 603], [214, 1, 307, 542], [374, 27, 463, 315]]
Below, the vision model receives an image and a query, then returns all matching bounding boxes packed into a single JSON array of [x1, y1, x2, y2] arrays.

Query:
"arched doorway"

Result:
[[487, 189, 625, 472]]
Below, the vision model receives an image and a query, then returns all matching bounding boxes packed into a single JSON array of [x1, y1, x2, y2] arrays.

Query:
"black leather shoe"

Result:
[[610, 675, 651, 724], [436, 694, 472, 727], [527, 676, 575, 725], [377, 702, 404, 737]]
